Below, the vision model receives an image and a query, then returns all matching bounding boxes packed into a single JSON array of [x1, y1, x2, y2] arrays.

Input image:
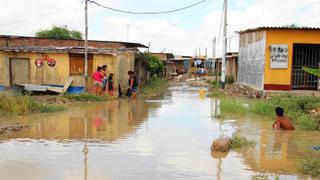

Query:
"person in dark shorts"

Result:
[[128, 71, 138, 98], [108, 73, 114, 96], [101, 65, 108, 93], [272, 107, 295, 130]]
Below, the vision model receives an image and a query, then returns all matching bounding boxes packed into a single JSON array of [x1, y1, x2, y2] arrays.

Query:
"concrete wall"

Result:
[[237, 31, 266, 90]]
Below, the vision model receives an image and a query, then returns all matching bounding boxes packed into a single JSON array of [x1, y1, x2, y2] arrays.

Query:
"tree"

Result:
[[145, 54, 165, 77], [283, 24, 299, 28], [35, 25, 83, 40]]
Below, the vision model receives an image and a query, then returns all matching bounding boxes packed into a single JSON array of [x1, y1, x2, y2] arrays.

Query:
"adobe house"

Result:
[[0, 35, 147, 93], [237, 27, 320, 91]]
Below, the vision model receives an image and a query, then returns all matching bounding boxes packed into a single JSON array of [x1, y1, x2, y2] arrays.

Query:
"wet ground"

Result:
[[0, 86, 319, 180]]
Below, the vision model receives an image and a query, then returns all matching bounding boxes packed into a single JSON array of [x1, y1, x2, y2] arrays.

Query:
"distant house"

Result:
[[237, 27, 320, 91], [170, 55, 192, 74], [149, 52, 174, 77], [0, 35, 147, 93], [213, 52, 238, 81]]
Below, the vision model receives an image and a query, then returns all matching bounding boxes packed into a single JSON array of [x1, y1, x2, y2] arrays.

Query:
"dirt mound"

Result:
[[211, 138, 232, 152]]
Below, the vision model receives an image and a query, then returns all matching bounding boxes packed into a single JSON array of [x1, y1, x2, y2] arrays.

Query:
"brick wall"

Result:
[[0, 36, 125, 49]]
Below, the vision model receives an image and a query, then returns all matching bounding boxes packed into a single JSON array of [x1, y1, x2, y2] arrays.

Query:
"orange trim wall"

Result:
[[264, 30, 320, 90]]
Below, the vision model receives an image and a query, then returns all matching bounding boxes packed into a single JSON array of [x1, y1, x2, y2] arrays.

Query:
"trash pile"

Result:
[[225, 84, 267, 99]]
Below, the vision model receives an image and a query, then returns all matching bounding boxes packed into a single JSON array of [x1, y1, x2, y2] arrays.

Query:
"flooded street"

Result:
[[0, 86, 319, 180]]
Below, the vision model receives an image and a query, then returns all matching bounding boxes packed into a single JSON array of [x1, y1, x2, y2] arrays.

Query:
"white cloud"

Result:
[[0, 0, 319, 57]]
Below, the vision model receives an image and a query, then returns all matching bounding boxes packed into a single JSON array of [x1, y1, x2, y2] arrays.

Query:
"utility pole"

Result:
[[212, 37, 218, 85], [221, 0, 227, 88], [84, 0, 89, 90], [126, 24, 129, 41]]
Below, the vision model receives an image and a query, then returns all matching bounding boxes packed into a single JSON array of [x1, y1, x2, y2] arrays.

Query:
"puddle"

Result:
[[0, 87, 319, 179]]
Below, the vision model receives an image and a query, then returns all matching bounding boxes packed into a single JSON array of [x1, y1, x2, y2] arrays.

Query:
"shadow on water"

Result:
[[0, 86, 319, 179]]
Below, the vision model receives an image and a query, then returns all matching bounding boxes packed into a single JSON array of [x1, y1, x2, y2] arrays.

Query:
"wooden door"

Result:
[[10, 58, 30, 85]]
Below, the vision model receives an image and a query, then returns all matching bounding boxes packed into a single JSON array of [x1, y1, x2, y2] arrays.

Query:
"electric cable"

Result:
[[88, 0, 208, 15]]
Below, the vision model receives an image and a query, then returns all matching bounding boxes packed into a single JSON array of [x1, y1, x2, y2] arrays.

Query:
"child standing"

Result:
[[108, 73, 114, 96], [92, 66, 103, 96]]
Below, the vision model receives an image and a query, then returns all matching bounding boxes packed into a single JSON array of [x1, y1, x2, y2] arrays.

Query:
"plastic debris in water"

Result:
[[310, 146, 320, 151]]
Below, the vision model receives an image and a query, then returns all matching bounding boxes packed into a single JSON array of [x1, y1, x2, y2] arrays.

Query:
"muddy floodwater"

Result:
[[0, 86, 319, 180]]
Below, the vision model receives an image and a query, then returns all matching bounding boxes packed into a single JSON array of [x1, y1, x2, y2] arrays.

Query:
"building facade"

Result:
[[0, 35, 146, 93], [237, 27, 320, 91]]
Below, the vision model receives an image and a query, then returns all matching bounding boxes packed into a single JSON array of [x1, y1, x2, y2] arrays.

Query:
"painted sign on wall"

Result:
[[35, 58, 43, 68], [270, 44, 288, 69]]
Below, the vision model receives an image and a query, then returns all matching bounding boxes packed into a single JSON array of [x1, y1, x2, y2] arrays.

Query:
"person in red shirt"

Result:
[[92, 66, 103, 96], [272, 107, 295, 130]]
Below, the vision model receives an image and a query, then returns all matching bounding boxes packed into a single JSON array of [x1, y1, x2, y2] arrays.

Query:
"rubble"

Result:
[[224, 84, 267, 99]]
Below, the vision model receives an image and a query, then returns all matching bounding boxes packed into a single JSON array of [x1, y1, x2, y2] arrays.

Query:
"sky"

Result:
[[0, 0, 319, 57]]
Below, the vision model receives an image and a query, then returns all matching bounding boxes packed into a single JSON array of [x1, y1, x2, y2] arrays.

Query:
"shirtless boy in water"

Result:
[[272, 107, 295, 130]]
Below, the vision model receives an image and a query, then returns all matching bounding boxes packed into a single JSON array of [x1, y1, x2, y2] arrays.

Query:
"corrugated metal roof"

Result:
[[0, 46, 137, 55], [237, 26, 320, 34]]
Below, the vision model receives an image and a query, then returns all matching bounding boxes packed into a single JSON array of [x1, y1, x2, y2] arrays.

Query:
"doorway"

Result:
[[10, 58, 30, 85], [292, 44, 319, 90]]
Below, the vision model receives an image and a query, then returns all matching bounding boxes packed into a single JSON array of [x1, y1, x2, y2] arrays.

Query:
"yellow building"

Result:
[[237, 27, 320, 91], [0, 35, 147, 93]]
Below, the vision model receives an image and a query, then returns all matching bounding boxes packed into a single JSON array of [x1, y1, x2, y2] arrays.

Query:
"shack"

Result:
[[214, 52, 238, 81], [170, 55, 192, 74], [237, 27, 320, 91], [0, 35, 147, 93]]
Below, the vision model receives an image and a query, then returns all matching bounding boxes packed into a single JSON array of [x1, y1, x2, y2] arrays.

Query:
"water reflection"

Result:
[[0, 98, 154, 142]]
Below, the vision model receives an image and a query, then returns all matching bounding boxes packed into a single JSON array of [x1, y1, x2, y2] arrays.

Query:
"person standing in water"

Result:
[[272, 107, 295, 130], [92, 66, 103, 96], [128, 71, 138, 98], [101, 65, 108, 94], [108, 73, 114, 96]]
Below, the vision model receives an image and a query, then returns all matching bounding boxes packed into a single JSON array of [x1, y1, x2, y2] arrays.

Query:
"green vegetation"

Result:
[[0, 96, 65, 116], [299, 152, 320, 177], [145, 54, 165, 77], [303, 67, 320, 77], [209, 87, 320, 130], [140, 77, 168, 97], [251, 175, 279, 180], [231, 134, 256, 149], [35, 25, 83, 40], [64, 93, 107, 102], [226, 75, 235, 84], [283, 23, 299, 28]]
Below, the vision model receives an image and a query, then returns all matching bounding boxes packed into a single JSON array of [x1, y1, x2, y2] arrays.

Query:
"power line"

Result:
[[88, 0, 208, 15], [179, 0, 213, 23], [0, 1, 84, 28]]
